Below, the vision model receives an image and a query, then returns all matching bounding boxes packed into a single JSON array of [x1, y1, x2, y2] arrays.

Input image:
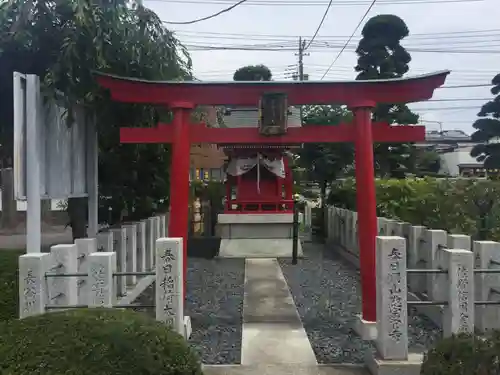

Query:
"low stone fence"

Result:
[[325, 206, 500, 370], [18, 213, 191, 338]]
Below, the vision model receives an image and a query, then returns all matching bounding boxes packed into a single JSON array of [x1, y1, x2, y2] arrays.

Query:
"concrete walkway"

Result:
[[203, 364, 367, 375], [241, 258, 317, 365]]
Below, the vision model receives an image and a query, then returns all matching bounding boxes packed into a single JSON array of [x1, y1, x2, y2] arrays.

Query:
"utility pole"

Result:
[[298, 37, 305, 81], [294, 37, 309, 81]]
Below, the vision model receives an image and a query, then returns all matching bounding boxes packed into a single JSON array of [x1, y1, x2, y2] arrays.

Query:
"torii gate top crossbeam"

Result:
[[96, 71, 450, 106]]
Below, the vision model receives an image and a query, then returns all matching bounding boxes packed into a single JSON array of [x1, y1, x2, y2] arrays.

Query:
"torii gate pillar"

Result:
[[351, 102, 378, 327], [168, 102, 194, 292]]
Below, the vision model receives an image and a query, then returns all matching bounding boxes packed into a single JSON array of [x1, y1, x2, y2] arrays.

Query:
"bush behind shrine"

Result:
[[327, 177, 500, 241]]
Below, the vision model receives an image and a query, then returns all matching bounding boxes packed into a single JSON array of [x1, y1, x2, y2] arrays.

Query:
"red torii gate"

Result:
[[96, 71, 449, 325]]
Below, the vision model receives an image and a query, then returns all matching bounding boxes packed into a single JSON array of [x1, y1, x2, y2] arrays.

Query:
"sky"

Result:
[[144, 0, 499, 134]]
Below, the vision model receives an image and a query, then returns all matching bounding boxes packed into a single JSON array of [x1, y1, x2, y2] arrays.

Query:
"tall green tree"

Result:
[[0, 0, 192, 237], [470, 73, 500, 168], [233, 64, 272, 81], [298, 105, 354, 228], [354, 14, 419, 177]]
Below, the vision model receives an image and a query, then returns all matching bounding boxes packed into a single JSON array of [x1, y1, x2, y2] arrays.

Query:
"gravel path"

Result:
[[185, 257, 245, 365], [134, 256, 245, 364], [279, 242, 442, 364]]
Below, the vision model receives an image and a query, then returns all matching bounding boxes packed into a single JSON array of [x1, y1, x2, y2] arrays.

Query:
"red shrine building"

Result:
[[216, 105, 303, 258], [221, 105, 301, 212]]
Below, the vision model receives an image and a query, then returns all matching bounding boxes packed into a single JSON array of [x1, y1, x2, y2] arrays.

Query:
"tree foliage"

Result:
[[298, 105, 354, 184], [0, 0, 193, 231], [415, 149, 442, 175], [354, 14, 419, 177], [233, 64, 272, 81], [470, 73, 500, 168]]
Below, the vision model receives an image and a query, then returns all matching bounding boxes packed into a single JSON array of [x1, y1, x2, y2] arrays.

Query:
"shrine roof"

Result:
[[95, 70, 450, 107]]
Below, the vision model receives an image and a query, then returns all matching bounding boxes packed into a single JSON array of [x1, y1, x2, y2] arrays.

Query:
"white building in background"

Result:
[[416, 130, 493, 177]]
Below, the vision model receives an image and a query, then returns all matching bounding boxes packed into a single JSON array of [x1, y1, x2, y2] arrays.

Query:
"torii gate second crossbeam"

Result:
[[96, 71, 450, 331]]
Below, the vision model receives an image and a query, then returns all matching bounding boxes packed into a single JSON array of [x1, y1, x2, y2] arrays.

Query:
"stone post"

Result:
[[19, 253, 51, 318], [145, 217, 155, 270], [304, 204, 312, 228], [87, 252, 116, 308], [333, 207, 339, 243], [442, 248, 474, 337], [75, 238, 97, 305], [424, 230, 447, 299], [338, 209, 344, 246], [329, 207, 335, 243], [97, 231, 113, 252], [159, 214, 167, 238], [156, 237, 184, 337], [408, 226, 426, 294], [375, 236, 408, 360], [377, 218, 386, 236], [155, 216, 161, 241], [473, 241, 500, 331], [123, 223, 138, 285], [136, 220, 147, 273], [48, 244, 78, 308], [384, 219, 397, 236], [439, 234, 472, 303], [351, 212, 358, 254], [345, 211, 353, 250], [110, 227, 127, 297]]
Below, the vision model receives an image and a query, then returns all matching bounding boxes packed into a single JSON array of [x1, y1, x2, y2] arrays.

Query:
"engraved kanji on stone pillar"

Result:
[[375, 236, 408, 360], [156, 237, 184, 337], [443, 248, 474, 337]]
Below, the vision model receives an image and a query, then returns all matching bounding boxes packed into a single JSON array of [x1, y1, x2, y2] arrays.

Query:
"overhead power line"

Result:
[[152, 0, 483, 6], [304, 0, 333, 50], [174, 28, 500, 39], [183, 42, 500, 54], [162, 0, 248, 25]]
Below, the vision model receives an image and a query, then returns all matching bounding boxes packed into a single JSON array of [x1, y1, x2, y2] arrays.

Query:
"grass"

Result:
[[0, 249, 23, 321]]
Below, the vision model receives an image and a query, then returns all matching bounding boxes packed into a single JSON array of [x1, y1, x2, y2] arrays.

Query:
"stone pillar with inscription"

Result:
[[48, 244, 79, 308], [440, 234, 472, 303], [87, 252, 116, 308], [375, 236, 408, 360], [19, 253, 51, 318], [123, 223, 138, 285], [110, 227, 127, 297], [75, 238, 97, 305], [137, 220, 147, 273], [443, 248, 474, 337], [156, 237, 185, 337], [474, 241, 500, 331]]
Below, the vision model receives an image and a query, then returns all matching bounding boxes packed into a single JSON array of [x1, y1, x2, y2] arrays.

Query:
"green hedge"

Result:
[[0, 308, 203, 375], [327, 177, 500, 241], [0, 249, 23, 321], [421, 332, 500, 375]]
